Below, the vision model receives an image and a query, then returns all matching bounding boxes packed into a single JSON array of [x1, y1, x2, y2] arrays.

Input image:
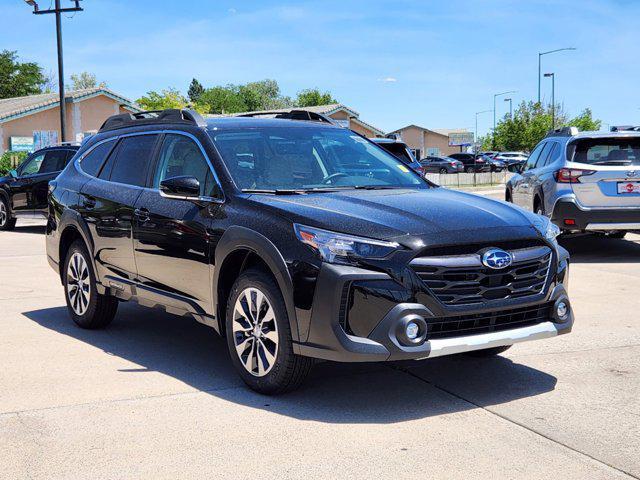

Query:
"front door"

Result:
[[9, 151, 46, 213], [133, 133, 222, 315], [512, 142, 547, 208]]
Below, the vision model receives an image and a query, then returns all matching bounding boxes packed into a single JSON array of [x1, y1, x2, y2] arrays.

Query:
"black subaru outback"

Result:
[[46, 109, 573, 394]]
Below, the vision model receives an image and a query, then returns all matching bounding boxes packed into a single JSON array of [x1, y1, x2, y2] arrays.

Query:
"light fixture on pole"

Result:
[[504, 97, 513, 117], [493, 90, 516, 149], [475, 109, 493, 154], [544, 72, 555, 129], [25, 0, 84, 143], [538, 48, 575, 104]]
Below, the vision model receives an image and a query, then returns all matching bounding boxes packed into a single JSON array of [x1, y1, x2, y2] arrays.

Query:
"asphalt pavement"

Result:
[[1, 215, 638, 480]]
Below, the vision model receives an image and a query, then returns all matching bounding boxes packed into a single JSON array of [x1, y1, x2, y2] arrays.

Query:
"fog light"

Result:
[[406, 321, 420, 340], [556, 301, 568, 319]]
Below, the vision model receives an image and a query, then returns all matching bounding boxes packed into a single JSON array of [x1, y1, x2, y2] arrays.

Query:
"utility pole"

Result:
[[493, 90, 516, 149], [538, 47, 575, 104], [25, 0, 83, 143], [544, 73, 555, 129]]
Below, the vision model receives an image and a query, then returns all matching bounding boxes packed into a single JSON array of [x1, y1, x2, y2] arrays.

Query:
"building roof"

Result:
[[206, 103, 385, 136], [391, 124, 470, 138], [0, 87, 140, 123]]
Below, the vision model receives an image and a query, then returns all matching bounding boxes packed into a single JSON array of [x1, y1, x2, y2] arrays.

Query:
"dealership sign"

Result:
[[448, 132, 474, 147], [9, 136, 34, 152]]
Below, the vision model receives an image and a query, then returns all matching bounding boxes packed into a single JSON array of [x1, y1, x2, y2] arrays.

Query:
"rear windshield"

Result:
[[569, 138, 640, 166], [208, 126, 427, 192]]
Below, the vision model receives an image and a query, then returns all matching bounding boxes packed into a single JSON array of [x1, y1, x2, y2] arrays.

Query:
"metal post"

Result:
[[55, 0, 65, 141], [537, 53, 541, 104], [551, 74, 555, 129]]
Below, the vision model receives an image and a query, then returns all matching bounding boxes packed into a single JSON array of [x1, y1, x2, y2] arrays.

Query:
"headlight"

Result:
[[294, 224, 400, 264], [533, 215, 561, 243]]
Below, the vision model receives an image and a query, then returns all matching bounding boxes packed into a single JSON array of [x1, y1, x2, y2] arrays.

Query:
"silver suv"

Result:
[[506, 126, 640, 237]]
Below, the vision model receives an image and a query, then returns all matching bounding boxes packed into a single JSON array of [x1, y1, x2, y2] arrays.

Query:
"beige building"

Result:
[[0, 88, 140, 153], [390, 125, 470, 159]]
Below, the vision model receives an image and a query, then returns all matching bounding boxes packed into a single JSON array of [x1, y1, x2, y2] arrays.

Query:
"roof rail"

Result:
[[98, 108, 206, 132], [611, 125, 640, 132], [236, 109, 339, 126], [545, 126, 579, 138]]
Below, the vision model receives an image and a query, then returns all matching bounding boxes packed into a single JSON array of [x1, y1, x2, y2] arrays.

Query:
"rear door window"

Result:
[[38, 150, 69, 174], [541, 142, 560, 166], [105, 135, 159, 187], [80, 140, 116, 177], [524, 143, 546, 170]]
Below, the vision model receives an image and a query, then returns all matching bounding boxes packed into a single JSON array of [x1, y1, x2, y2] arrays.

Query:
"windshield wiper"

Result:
[[242, 189, 307, 195], [351, 185, 400, 190]]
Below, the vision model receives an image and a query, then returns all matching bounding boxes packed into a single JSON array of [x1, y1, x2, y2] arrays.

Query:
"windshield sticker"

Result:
[[397, 165, 409, 173]]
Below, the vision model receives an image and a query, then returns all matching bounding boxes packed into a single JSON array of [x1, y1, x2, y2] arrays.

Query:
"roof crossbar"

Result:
[[99, 108, 206, 132], [237, 109, 339, 126]]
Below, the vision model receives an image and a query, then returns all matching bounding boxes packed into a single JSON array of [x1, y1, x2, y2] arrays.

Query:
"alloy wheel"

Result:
[[0, 201, 6, 227], [232, 287, 279, 377], [66, 252, 91, 316]]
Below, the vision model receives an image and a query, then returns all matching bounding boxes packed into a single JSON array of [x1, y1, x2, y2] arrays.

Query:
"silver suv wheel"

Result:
[[232, 287, 279, 377], [0, 201, 7, 227], [66, 252, 91, 316]]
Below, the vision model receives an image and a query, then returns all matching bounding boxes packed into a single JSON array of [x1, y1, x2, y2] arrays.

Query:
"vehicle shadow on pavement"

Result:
[[11, 225, 47, 235], [559, 234, 640, 263], [23, 303, 557, 424]]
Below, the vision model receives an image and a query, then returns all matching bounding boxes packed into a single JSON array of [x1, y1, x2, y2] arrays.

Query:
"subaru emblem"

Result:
[[481, 248, 513, 269], [628, 171, 638, 178]]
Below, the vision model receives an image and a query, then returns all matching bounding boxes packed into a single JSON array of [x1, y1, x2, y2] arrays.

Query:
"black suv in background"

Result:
[[448, 152, 491, 172], [0, 145, 79, 230], [46, 109, 573, 394]]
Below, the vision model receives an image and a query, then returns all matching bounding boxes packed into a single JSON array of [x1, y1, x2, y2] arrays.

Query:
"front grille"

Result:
[[411, 246, 552, 306], [427, 302, 554, 340]]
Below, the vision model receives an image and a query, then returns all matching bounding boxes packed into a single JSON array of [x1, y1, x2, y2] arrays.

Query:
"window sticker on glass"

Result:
[[397, 164, 409, 173]]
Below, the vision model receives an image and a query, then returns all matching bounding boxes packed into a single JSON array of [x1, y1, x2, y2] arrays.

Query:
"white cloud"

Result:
[[228, 8, 237, 14], [378, 77, 398, 83]]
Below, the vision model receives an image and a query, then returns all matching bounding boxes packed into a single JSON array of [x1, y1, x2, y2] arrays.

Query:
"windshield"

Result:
[[208, 126, 427, 191], [569, 138, 640, 166]]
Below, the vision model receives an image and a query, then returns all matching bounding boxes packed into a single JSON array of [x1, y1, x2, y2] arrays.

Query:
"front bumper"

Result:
[[552, 196, 640, 231], [295, 256, 572, 362]]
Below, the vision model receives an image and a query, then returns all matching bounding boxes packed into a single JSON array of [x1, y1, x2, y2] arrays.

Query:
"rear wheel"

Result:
[[225, 268, 313, 394], [534, 197, 545, 216], [465, 345, 511, 357], [465, 166, 474, 173], [0, 197, 16, 231], [63, 240, 118, 329], [439, 167, 447, 174], [505, 189, 513, 203]]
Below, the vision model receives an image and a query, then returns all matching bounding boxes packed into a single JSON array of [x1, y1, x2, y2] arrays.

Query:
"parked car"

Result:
[[506, 126, 640, 238], [420, 155, 464, 174], [46, 108, 573, 394], [495, 151, 528, 172], [0, 144, 80, 230], [480, 154, 507, 172], [370, 137, 424, 175], [448, 152, 491, 172]]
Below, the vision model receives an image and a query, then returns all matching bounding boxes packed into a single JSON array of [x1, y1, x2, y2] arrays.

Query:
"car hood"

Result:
[[247, 187, 543, 247], [0, 175, 11, 185]]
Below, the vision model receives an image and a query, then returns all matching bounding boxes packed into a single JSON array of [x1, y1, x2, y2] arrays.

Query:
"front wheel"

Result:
[[63, 240, 118, 329], [225, 268, 313, 394], [439, 168, 447, 174]]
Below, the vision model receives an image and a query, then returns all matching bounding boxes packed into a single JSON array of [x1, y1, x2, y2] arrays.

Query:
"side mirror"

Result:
[[8, 169, 18, 179], [160, 175, 201, 200]]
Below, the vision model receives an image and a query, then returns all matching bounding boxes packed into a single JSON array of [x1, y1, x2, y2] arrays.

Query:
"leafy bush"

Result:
[[0, 151, 28, 175]]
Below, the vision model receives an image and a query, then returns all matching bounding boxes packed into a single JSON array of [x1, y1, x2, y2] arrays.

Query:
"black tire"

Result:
[[505, 189, 513, 203], [606, 231, 627, 239], [62, 240, 118, 329], [439, 168, 447, 174], [0, 196, 16, 231], [225, 268, 313, 394], [465, 345, 512, 357], [465, 166, 474, 173], [534, 197, 545, 216]]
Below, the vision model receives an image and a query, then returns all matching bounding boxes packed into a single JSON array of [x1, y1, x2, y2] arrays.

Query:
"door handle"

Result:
[[134, 208, 150, 221]]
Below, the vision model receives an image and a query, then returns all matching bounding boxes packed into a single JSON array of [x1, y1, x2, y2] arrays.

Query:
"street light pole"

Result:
[[544, 73, 555, 129], [26, 0, 83, 143], [475, 109, 492, 154], [538, 47, 575, 104], [504, 97, 513, 117], [493, 90, 516, 149]]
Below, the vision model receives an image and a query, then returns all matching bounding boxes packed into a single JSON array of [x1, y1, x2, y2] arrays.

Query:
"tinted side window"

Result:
[[64, 149, 78, 165], [542, 142, 560, 166], [39, 150, 69, 174], [525, 143, 546, 170], [108, 135, 158, 187], [81, 140, 116, 177], [153, 134, 218, 197], [19, 153, 45, 176]]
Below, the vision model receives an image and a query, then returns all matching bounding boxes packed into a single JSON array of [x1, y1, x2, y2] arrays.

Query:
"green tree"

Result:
[[0, 50, 46, 99], [239, 79, 292, 111], [187, 78, 204, 103], [568, 108, 601, 131], [195, 85, 248, 114], [69, 71, 106, 90], [295, 88, 336, 107], [136, 88, 188, 111]]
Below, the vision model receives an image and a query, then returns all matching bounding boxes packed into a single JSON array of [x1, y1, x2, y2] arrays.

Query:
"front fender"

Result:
[[213, 226, 300, 344]]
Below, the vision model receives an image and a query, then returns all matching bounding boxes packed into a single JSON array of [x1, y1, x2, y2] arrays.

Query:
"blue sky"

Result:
[[2, 0, 639, 135]]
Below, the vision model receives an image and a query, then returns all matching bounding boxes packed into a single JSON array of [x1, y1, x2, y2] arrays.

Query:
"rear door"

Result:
[[80, 133, 159, 282], [568, 136, 640, 208]]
